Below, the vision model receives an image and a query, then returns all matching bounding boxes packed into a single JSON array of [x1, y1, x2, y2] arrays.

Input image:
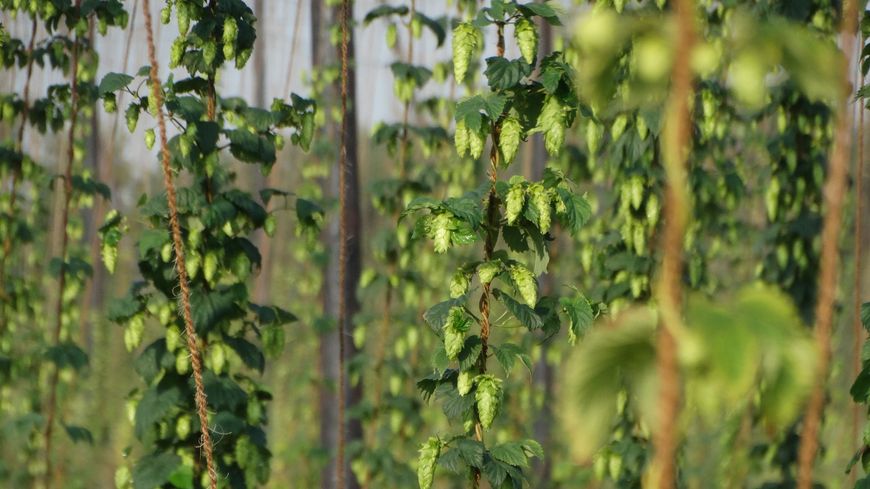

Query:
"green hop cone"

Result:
[[203, 41, 217, 66], [144, 128, 156, 150], [223, 18, 238, 44], [538, 95, 566, 156], [529, 183, 552, 233], [235, 47, 253, 69], [499, 116, 521, 166], [452, 23, 477, 83], [477, 260, 500, 285], [468, 125, 485, 160], [103, 93, 117, 113], [170, 37, 184, 68], [455, 119, 469, 157], [125, 104, 139, 133], [417, 437, 441, 489], [443, 307, 469, 360], [177, 3, 190, 34], [515, 17, 538, 65], [475, 375, 503, 430], [449, 268, 470, 298], [509, 263, 537, 307], [430, 213, 452, 254], [457, 371, 474, 396], [505, 181, 525, 225]]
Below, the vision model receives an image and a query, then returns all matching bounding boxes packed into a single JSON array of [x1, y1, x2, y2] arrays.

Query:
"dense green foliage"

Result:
[[96, 1, 314, 487]]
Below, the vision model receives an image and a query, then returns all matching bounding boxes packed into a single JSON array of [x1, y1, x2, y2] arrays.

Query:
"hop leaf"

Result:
[[505, 182, 525, 225], [444, 307, 470, 360], [529, 183, 552, 233], [499, 116, 522, 165], [475, 375, 503, 430], [453, 23, 478, 83], [417, 437, 441, 489], [458, 371, 474, 396], [515, 17, 538, 64], [509, 264, 537, 307], [561, 294, 594, 345]]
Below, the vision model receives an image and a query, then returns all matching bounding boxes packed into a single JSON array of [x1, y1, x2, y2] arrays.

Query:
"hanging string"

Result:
[[336, 0, 351, 487], [43, 4, 83, 486], [282, 0, 305, 99], [140, 1, 218, 488], [796, 1, 860, 487], [650, 0, 696, 487]]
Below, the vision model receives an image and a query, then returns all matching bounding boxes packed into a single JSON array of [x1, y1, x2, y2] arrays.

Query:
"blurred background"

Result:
[[1, 0, 869, 488]]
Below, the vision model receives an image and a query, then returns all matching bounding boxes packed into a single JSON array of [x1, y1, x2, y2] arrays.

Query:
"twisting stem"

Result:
[[43, 6, 83, 487], [141, 1, 218, 488], [337, 0, 351, 488], [471, 21, 506, 489], [650, 0, 695, 487], [797, 1, 859, 487], [0, 17, 38, 324]]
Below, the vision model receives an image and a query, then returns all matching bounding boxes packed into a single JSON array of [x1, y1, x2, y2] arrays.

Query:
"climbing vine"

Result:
[[0, 1, 127, 486], [99, 1, 314, 487], [407, 3, 594, 488]]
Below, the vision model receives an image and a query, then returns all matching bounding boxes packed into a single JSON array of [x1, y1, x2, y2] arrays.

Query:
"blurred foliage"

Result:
[[0, 0, 865, 488]]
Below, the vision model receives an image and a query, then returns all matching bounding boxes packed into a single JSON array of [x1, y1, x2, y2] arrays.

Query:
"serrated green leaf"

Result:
[[561, 294, 594, 345], [485, 56, 530, 90], [494, 288, 543, 330], [490, 442, 528, 467], [133, 452, 181, 489], [98, 72, 134, 95]]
